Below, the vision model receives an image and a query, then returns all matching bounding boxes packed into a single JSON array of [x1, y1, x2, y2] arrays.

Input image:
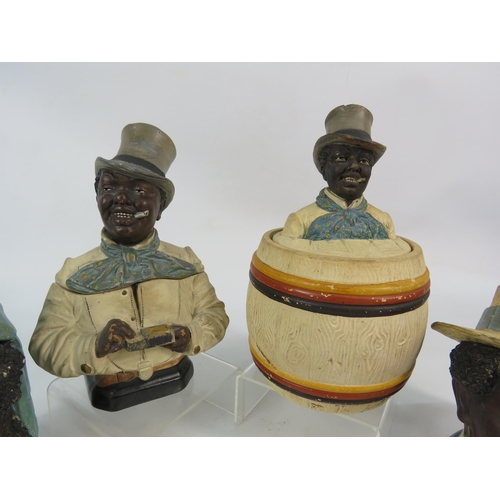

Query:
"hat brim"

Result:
[[95, 157, 175, 207], [431, 321, 500, 349], [313, 133, 387, 172]]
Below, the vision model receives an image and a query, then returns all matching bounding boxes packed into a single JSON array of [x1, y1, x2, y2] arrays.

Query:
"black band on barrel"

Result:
[[255, 364, 403, 405], [249, 270, 430, 318]]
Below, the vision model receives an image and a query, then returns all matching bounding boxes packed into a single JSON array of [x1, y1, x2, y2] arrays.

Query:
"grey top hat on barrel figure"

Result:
[[313, 104, 387, 173], [280, 103, 397, 241]]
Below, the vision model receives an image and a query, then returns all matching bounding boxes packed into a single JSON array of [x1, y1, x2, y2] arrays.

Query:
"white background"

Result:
[[1, 63, 499, 437]]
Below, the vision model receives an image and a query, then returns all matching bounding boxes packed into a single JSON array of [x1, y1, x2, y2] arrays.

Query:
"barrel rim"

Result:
[[252, 252, 430, 295], [250, 260, 431, 302], [262, 228, 423, 265]]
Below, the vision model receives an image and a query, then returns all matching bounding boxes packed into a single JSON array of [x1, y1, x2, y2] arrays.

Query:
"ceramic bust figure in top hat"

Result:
[[247, 105, 430, 414], [30, 123, 229, 412], [432, 287, 500, 437], [278, 104, 396, 244]]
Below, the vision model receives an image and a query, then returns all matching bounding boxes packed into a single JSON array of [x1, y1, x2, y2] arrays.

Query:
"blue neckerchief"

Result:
[[66, 231, 200, 294], [304, 190, 389, 240]]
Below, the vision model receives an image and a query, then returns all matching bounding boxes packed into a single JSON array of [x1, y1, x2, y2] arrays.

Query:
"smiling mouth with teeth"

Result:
[[343, 177, 366, 184], [112, 210, 150, 219]]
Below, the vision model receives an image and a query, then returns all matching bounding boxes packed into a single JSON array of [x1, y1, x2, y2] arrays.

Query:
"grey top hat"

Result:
[[313, 104, 387, 172], [95, 123, 176, 207], [432, 286, 500, 349]]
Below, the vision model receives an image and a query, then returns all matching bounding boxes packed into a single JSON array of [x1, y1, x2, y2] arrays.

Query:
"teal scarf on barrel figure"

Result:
[[304, 190, 389, 241], [66, 231, 200, 294]]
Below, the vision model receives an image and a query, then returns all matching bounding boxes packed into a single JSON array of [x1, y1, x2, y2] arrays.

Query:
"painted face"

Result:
[[96, 171, 166, 246], [322, 144, 374, 205], [453, 378, 500, 437]]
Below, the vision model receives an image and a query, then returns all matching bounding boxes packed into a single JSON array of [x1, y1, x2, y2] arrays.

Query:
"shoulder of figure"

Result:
[[158, 240, 204, 272], [366, 202, 396, 238], [55, 246, 104, 287], [293, 202, 326, 218], [366, 202, 392, 221]]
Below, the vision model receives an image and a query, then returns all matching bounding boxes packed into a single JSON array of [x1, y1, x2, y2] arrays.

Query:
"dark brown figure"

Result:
[[93, 170, 193, 358], [318, 145, 375, 206], [280, 104, 397, 241], [29, 124, 229, 412], [449, 342, 500, 437], [432, 286, 500, 437]]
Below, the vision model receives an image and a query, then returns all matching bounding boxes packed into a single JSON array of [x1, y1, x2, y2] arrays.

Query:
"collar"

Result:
[[324, 188, 364, 209], [101, 228, 158, 250], [65, 228, 200, 294]]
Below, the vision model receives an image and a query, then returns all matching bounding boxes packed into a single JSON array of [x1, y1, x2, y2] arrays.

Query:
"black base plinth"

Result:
[[85, 356, 194, 412]]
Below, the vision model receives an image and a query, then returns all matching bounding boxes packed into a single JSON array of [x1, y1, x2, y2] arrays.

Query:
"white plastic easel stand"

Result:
[[234, 362, 397, 437], [47, 352, 240, 436]]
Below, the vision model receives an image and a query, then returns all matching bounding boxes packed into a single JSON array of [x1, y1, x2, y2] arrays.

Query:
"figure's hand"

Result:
[[96, 319, 136, 358], [168, 325, 192, 353]]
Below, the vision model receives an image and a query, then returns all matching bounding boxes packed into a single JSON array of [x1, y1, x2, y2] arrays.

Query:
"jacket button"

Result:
[[131, 317, 136, 322], [193, 346, 201, 354], [81, 364, 92, 374], [122, 290, 127, 295]]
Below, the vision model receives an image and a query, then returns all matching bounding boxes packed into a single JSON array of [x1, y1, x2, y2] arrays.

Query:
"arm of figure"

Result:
[[366, 205, 397, 240], [167, 324, 192, 353], [95, 319, 135, 358], [29, 283, 122, 377], [179, 270, 229, 355], [280, 212, 307, 239], [379, 212, 397, 240]]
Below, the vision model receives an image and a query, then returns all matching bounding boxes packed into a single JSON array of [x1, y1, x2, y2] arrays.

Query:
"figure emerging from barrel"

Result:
[[432, 286, 500, 437], [247, 105, 430, 414], [282, 104, 391, 240], [275, 105, 410, 257]]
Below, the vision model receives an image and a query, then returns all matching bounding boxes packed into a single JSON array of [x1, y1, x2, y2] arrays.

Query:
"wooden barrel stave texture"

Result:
[[247, 229, 430, 414]]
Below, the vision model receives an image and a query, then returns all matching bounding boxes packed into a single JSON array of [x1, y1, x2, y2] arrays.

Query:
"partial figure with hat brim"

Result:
[[432, 287, 500, 437], [279, 104, 397, 243], [29, 123, 229, 411]]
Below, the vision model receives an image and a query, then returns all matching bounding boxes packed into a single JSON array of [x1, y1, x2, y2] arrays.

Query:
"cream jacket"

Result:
[[29, 235, 229, 379], [280, 189, 396, 240]]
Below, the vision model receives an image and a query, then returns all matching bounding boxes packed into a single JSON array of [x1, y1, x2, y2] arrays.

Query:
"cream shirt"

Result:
[[280, 188, 396, 240], [29, 232, 229, 379]]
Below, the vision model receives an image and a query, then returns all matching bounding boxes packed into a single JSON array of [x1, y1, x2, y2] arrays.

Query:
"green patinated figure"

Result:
[[0, 304, 38, 436]]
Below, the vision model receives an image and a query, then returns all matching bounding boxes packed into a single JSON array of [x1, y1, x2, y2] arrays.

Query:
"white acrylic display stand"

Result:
[[47, 353, 239, 436], [234, 362, 396, 437], [47, 354, 397, 436]]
